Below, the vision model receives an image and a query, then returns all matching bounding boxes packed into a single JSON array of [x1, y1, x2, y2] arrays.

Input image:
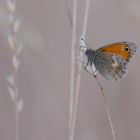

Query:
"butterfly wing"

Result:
[[97, 42, 137, 61], [93, 42, 137, 82]]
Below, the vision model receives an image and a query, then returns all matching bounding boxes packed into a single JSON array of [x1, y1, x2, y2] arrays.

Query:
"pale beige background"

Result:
[[0, 0, 140, 140]]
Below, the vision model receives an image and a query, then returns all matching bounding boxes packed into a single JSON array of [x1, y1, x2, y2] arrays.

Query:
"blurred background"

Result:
[[0, 0, 140, 140]]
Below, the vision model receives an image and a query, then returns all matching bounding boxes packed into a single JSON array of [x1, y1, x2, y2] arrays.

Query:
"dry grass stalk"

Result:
[[93, 74, 117, 140], [6, 0, 24, 140], [69, 0, 117, 140], [69, 1, 90, 140], [69, 0, 78, 134]]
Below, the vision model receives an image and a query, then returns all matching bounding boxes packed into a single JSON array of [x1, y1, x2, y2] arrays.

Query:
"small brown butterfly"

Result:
[[82, 42, 137, 82]]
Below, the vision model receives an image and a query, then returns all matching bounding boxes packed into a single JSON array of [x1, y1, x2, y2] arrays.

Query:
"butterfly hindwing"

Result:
[[93, 51, 128, 82]]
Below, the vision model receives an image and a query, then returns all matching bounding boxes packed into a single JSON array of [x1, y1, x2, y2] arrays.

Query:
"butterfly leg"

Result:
[[84, 62, 97, 76], [84, 60, 89, 70]]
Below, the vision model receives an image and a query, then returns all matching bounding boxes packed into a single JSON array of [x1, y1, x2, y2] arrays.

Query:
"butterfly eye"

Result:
[[124, 47, 129, 52]]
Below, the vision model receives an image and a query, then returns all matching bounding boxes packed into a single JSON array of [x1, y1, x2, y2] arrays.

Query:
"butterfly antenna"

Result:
[[93, 75, 117, 140]]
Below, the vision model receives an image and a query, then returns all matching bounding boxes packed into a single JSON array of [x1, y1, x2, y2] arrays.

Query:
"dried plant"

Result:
[[6, 0, 23, 140], [69, 1, 91, 140], [69, 0, 77, 133], [69, 0, 117, 140]]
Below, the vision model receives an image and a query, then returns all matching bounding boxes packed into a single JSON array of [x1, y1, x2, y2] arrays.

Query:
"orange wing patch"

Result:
[[100, 43, 131, 61]]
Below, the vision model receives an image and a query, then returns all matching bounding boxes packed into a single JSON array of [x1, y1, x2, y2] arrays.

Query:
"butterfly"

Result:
[[80, 41, 137, 82]]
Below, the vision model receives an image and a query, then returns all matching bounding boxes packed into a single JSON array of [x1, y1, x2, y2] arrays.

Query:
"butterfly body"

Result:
[[83, 42, 137, 82]]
